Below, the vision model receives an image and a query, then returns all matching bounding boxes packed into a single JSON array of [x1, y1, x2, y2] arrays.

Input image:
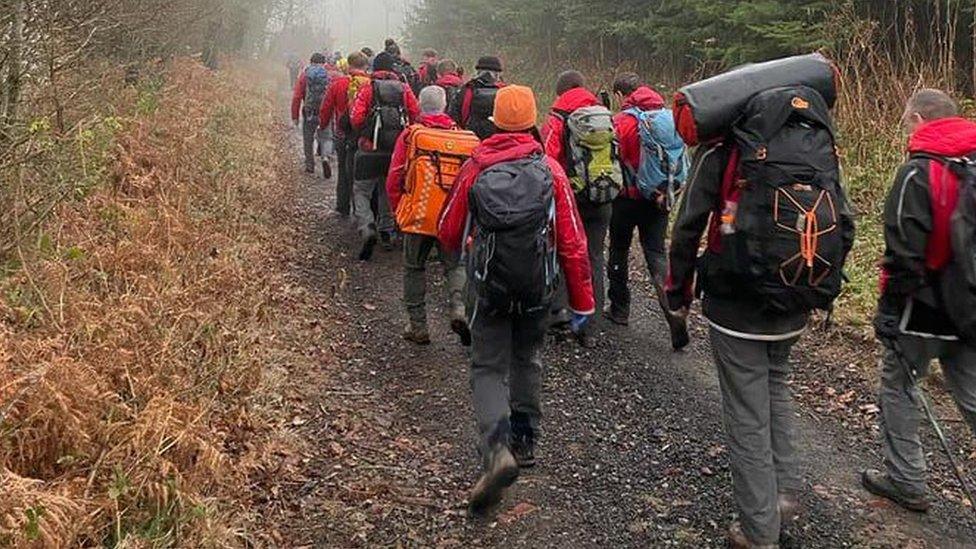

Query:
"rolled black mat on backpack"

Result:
[[673, 53, 839, 146]]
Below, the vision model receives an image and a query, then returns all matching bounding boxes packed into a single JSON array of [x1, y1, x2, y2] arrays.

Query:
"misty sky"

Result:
[[318, 0, 411, 54]]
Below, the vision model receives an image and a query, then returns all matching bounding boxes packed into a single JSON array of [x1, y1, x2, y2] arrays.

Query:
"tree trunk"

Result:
[[1, 0, 26, 142]]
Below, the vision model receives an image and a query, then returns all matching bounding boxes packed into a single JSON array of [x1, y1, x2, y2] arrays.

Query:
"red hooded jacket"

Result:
[[318, 69, 369, 132], [613, 86, 666, 199], [541, 87, 601, 168], [349, 71, 421, 149], [385, 113, 457, 212], [438, 133, 596, 314], [435, 73, 463, 88]]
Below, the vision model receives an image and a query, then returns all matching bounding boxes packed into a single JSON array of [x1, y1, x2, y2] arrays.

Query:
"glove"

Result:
[[569, 313, 591, 334], [873, 309, 901, 341]]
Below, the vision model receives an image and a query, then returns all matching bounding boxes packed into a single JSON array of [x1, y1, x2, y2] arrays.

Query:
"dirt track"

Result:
[[258, 125, 976, 548]]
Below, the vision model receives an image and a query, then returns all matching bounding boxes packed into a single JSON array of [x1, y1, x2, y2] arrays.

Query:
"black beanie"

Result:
[[373, 51, 396, 72], [475, 56, 503, 73]]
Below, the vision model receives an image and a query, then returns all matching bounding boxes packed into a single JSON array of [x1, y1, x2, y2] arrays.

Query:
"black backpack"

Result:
[[717, 85, 851, 315], [467, 83, 501, 140], [920, 154, 976, 345], [366, 79, 407, 152], [466, 156, 558, 315]]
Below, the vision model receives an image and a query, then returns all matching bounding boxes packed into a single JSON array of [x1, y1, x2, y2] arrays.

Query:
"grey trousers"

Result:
[[402, 233, 465, 325], [335, 137, 353, 215], [709, 328, 802, 545], [351, 176, 394, 237], [470, 307, 547, 467], [880, 335, 976, 494], [552, 200, 611, 322], [302, 116, 321, 171]]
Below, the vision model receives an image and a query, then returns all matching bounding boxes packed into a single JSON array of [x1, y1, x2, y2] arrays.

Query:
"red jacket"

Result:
[[318, 69, 368, 131], [613, 86, 666, 199], [541, 87, 600, 168], [350, 71, 420, 130], [435, 73, 463, 88], [438, 133, 596, 314], [291, 64, 327, 121], [385, 113, 457, 212]]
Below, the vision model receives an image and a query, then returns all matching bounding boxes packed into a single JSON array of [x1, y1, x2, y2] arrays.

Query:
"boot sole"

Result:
[[451, 319, 472, 347], [468, 463, 519, 515], [861, 472, 930, 512], [358, 234, 377, 261]]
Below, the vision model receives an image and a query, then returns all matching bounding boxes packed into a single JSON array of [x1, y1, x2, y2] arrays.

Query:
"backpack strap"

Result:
[[551, 109, 578, 176]]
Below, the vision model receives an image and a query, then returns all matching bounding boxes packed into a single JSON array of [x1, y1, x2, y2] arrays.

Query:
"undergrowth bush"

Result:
[[0, 58, 283, 547]]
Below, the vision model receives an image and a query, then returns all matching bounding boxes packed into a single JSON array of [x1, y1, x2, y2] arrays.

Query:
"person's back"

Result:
[[453, 56, 505, 139], [438, 85, 594, 515], [319, 51, 371, 217], [864, 88, 976, 514], [434, 59, 463, 116], [291, 53, 331, 175]]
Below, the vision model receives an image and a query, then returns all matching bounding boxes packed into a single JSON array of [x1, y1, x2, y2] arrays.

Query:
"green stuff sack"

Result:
[[557, 105, 623, 204]]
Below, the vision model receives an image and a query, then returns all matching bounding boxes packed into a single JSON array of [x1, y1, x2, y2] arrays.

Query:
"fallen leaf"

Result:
[[363, 303, 377, 311], [498, 502, 538, 524]]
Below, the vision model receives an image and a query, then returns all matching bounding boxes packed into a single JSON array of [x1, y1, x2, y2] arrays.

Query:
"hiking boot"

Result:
[[548, 308, 571, 335], [322, 160, 332, 179], [468, 445, 519, 515], [451, 318, 471, 347], [510, 432, 536, 468], [359, 226, 378, 261], [778, 493, 801, 527], [380, 230, 395, 251], [605, 306, 629, 326], [402, 323, 431, 345], [304, 164, 315, 174], [575, 329, 597, 349], [861, 469, 930, 512], [663, 307, 690, 350], [728, 522, 779, 549]]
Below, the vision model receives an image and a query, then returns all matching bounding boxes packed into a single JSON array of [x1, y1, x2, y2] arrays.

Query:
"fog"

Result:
[[314, 0, 411, 55]]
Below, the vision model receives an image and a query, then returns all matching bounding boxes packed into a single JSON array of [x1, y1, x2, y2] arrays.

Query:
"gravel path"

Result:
[[263, 128, 976, 548]]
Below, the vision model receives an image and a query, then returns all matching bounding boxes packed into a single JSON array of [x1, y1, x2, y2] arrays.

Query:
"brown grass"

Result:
[[0, 58, 288, 547]]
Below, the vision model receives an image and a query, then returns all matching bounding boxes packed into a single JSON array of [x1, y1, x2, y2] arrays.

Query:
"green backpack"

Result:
[[556, 105, 623, 204]]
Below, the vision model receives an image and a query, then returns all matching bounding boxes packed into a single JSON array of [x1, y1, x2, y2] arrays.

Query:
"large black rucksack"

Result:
[[303, 65, 330, 119], [366, 79, 407, 152], [714, 85, 850, 315], [467, 83, 501, 140], [466, 156, 558, 315], [921, 154, 976, 345]]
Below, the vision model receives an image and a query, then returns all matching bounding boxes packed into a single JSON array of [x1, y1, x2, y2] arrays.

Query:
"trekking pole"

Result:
[[885, 338, 976, 519]]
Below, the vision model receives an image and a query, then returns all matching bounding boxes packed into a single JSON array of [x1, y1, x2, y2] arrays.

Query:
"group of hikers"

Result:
[[289, 43, 976, 548]]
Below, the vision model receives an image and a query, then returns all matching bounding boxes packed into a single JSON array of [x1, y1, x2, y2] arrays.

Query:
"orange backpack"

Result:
[[395, 125, 480, 236]]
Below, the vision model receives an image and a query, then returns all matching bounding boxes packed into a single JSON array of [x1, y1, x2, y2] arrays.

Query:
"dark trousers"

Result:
[[470, 307, 548, 467], [607, 197, 669, 317], [302, 115, 321, 171], [335, 137, 353, 215], [552, 199, 611, 322]]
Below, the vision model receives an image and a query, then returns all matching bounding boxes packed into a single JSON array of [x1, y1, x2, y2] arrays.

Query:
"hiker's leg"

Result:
[[439, 244, 466, 318], [335, 137, 352, 215], [351, 173, 377, 237], [582, 202, 612, 321], [510, 309, 547, 437], [636, 202, 668, 287], [879, 335, 936, 494], [302, 117, 318, 171], [402, 234, 435, 326], [470, 310, 515, 462], [768, 336, 802, 495], [320, 124, 335, 158], [607, 198, 637, 318], [375, 175, 395, 234], [709, 327, 780, 545], [939, 341, 976, 438]]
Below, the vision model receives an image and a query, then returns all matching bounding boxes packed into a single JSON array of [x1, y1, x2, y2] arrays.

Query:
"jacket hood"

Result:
[[552, 87, 599, 112], [623, 86, 665, 111], [419, 113, 456, 129], [435, 73, 463, 87], [908, 117, 976, 157], [473, 133, 542, 167]]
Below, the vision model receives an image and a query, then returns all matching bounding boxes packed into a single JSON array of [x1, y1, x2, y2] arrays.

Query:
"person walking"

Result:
[[666, 84, 854, 547], [320, 51, 371, 217], [386, 86, 477, 345], [863, 88, 976, 513], [291, 52, 331, 175], [439, 85, 595, 514], [349, 51, 420, 260]]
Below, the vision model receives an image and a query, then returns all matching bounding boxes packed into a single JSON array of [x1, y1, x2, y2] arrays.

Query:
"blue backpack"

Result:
[[623, 108, 688, 207], [303, 65, 330, 119]]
